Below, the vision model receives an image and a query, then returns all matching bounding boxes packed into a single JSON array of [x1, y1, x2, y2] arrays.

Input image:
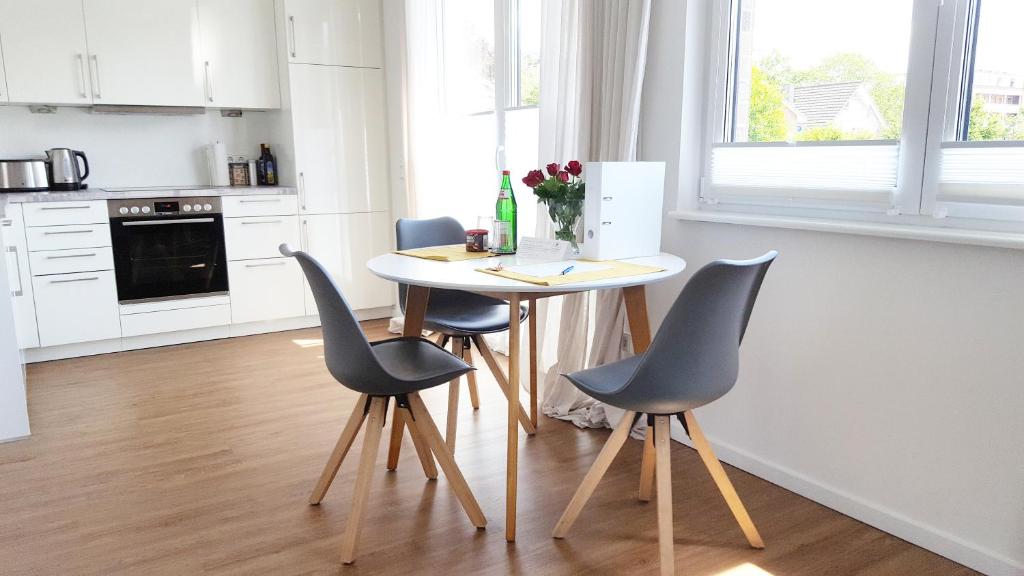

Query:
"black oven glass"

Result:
[[110, 214, 229, 302]]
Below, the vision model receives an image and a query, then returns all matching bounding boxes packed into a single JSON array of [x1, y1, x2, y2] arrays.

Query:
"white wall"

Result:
[[641, 2, 1024, 575], [0, 106, 274, 188]]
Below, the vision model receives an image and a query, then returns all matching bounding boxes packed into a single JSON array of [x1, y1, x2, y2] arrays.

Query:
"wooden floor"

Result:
[[0, 322, 977, 576]]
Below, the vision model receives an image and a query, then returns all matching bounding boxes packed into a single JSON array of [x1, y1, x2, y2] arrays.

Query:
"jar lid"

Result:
[[467, 229, 488, 234]]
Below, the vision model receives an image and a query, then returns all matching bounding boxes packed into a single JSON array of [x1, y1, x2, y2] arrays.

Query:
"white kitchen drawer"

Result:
[[23, 201, 108, 227], [228, 258, 305, 324], [33, 270, 121, 347], [120, 303, 231, 338], [29, 247, 114, 276], [221, 195, 299, 218], [26, 223, 112, 252], [224, 215, 300, 261]]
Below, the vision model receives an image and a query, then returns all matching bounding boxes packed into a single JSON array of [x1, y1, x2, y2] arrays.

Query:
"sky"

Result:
[[748, 0, 1024, 76]]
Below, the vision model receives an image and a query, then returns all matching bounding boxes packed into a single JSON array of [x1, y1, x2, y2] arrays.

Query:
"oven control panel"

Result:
[[108, 196, 222, 218]]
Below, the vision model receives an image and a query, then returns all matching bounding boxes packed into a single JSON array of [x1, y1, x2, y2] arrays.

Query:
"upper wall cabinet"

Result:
[[284, 0, 382, 68], [198, 0, 281, 109], [82, 0, 204, 106], [0, 0, 93, 105]]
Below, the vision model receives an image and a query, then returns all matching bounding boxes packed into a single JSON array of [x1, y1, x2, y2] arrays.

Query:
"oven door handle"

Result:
[[121, 218, 216, 226]]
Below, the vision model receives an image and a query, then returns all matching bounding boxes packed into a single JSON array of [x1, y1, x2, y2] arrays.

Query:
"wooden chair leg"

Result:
[[406, 393, 487, 528], [445, 337, 464, 452], [402, 409, 437, 480], [654, 415, 675, 576], [385, 404, 404, 471], [471, 335, 536, 435], [552, 410, 637, 538], [309, 394, 370, 505], [464, 341, 481, 410], [683, 411, 765, 549], [639, 422, 656, 502], [340, 396, 387, 564], [528, 307, 538, 429]]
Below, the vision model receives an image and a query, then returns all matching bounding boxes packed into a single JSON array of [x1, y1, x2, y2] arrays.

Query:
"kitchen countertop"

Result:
[[1, 186, 296, 216]]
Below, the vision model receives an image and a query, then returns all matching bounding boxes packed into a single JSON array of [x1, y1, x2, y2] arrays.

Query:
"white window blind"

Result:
[[937, 144, 1024, 206], [707, 143, 900, 204]]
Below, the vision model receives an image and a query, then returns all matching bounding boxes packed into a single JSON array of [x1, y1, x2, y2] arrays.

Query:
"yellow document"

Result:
[[477, 259, 664, 286], [395, 244, 494, 262]]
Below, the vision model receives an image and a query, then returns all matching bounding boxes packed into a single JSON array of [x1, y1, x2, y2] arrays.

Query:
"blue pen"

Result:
[[560, 265, 575, 275]]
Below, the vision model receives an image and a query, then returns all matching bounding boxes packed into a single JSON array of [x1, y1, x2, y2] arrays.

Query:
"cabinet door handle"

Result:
[[240, 219, 283, 225], [238, 198, 281, 204], [43, 229, 94, 235], [46, 252, 97, 259], [298, 172, 306, 211], [1, 218, 12, 226], [302, 218, 309, 248], [40, 205, 91, 210], [204, 61, 214, 103], [50, 276, 99, 284], [122, 218, 214, 227], [90, 55, 101, 99], [245, 261, 287, 268], [6, 246, 23, 297], [76, 54, 88, 98], [288, 15, 297, 58]]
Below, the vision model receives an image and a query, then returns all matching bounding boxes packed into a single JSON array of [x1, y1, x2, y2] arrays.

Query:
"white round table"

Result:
[[367, 251, 686, 542]]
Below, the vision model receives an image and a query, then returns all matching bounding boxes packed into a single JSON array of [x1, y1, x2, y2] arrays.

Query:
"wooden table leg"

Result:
[[387, 285, 431, 471], [506, 292, 521, 542], [623, 286, 656, 499], [528, 304, 538, 429]]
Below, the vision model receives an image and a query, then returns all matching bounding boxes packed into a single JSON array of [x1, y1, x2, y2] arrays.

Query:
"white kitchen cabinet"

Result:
[[198, 0, 280, 109], [0, 43, 7, 103], [1, 205, 39, 349], [0, 0, 92, 104], [82, 0, 203, 106], [302, 212, 393, 313], [284, 0, 382, 68], [25, 224, 112, 252], [33, 270, 121, 348], [224, 216, 300, 261], [222, 195, 299, 218], [228, 258, 305, 323], [290, 65, 389, 214], [23, 201, 108, 227]]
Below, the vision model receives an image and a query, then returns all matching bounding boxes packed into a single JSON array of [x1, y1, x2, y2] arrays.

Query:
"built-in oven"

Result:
[[109, 197, 228, 303]]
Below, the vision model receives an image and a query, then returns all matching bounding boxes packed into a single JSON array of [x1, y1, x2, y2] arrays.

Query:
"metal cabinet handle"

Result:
[[302, 218, 309, 248], [43, 229, 94, 235], [90, 55, 101, 99], [50, 276, 99, 284], [6, 246, 23, 297], [288, 15, 297, 58], [1, 218, 12, 226], [298, 172, 306, 211], [204, 61, 214, 103], [245, 261, 287, 268], [238, 198, 281, 203], [46, 252, 97, 260], [240, 219, 283, 225], [77, 54, 88, 98], [40, 205, 91, 210]]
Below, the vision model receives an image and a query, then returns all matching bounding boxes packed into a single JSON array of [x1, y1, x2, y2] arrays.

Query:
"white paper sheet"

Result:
[[504, 260, 611, 278], [515, 237, 571, 261]]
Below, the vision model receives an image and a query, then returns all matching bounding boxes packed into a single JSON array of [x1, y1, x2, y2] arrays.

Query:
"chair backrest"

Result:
[[279, 244, 392, 393], [627, 251, 777, 410], [395, 217, 467, 310]]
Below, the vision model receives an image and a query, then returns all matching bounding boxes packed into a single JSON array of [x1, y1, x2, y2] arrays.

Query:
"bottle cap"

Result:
[[502, 170, 510, 175]]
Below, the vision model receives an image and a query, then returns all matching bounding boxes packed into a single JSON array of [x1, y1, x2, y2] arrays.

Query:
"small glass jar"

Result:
[[466, 229, 488, 252]]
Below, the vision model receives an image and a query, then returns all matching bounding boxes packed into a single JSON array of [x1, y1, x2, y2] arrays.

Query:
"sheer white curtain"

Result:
[[534, 0, 653, 429]]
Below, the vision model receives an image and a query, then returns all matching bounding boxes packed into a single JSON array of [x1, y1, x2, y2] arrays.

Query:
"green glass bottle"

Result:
[[494, 170, 518, 254]]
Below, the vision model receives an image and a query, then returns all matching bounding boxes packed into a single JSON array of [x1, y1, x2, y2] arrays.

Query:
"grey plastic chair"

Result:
[[279, 244, 486, 565], [394, 217, 535, 458], [552, 251, 777, 576]]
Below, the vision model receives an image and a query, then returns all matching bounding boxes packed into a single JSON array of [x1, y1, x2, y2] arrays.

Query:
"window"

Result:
[[703, 0, 1024, 231]]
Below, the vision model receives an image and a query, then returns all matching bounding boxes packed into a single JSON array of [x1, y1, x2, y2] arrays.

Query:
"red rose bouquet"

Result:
[[521, 160, 585, 248]]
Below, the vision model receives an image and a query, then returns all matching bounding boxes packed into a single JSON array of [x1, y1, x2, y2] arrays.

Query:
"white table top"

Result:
[[367, 252, 687, 294]]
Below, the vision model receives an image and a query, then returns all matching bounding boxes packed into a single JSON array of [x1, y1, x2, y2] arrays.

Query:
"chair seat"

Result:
[[422, 291, 529, 336], [564, 354, 708, 415], [371, 337, 474, 394]]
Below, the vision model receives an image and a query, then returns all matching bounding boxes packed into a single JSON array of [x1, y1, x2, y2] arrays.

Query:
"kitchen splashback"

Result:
[[0, 106, 277, 188]]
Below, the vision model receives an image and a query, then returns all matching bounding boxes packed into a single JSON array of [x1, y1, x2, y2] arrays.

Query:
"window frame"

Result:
[[698, 0, 1024, 234]]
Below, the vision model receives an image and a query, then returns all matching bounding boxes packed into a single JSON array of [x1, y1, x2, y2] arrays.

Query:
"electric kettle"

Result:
[[45, 148, 89, 190]]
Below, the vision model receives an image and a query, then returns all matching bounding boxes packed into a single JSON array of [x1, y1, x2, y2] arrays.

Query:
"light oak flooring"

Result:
[[0, 322, 978, 575]]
